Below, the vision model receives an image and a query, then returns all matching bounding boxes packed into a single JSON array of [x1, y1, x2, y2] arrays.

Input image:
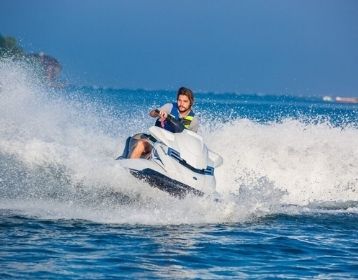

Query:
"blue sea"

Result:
[[1, 60, 358, 279]]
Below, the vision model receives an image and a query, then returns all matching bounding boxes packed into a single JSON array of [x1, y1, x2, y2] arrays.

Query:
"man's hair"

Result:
[[177, 87, 194, 107]]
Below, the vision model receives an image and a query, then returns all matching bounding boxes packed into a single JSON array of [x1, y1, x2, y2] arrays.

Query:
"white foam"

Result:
[[206, 118, 358, 206], [1, 60, 357, 224]]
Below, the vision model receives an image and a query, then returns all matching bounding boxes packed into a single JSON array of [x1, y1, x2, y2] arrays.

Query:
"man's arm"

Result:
[[149, 103, 173, 118]]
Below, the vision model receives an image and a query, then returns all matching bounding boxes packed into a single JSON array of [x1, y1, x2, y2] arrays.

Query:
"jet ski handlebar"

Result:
[[154, 109, 185, 133]]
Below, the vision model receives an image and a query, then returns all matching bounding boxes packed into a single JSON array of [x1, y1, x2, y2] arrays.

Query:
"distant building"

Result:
[[27, 52, 62, 82], [322, 95, 358, 104], [335, 96, 358, 104]]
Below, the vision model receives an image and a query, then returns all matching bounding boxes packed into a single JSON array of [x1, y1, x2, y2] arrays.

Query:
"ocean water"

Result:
[[1, 60, 358, 279]]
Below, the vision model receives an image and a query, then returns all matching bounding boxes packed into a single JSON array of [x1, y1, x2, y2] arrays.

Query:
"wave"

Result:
[[1, 60, 357, 224], [205, 118, 358, 205]]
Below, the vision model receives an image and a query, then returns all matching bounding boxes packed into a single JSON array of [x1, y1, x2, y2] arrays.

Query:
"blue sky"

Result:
[[1, 0, 358, 96]]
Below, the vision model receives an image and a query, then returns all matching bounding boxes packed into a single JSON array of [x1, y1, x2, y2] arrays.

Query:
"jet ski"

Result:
[[116, 110, 223, 198]]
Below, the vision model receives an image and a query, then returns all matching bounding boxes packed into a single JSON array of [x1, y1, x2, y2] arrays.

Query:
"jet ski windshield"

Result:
[[154, 109, 185, 133]]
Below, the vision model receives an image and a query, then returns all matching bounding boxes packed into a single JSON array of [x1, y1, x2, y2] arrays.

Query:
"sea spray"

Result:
[[1, 60, 358, 225], [206, 119, 358, 206]]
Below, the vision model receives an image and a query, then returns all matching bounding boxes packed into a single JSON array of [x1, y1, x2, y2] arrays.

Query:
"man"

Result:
[[130, 87, 199, 159]]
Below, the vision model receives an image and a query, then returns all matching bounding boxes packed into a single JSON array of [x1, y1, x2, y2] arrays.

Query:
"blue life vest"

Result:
[[155, 102, 195, 133]]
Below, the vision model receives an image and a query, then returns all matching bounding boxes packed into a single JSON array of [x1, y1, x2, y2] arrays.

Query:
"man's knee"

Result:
[[136, 140, 146, 150]]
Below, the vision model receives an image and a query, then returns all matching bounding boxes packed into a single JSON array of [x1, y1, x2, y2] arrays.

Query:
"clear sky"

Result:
[[1, 0, 358, 96]]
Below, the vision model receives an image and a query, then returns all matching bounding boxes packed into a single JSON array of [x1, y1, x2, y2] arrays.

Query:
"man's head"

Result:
[[176, 87, 194, 113]]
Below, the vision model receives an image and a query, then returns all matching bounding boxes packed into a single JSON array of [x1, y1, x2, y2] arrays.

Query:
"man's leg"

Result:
[[130, 139, 151, 159], [130, 140, 145, 159]]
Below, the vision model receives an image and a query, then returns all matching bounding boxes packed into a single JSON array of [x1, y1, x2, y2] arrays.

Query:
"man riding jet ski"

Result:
[[116, 87, 223, 198]]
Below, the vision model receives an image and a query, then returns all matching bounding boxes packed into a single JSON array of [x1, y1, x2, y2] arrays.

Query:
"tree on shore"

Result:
[[0, 34, 24, 59]]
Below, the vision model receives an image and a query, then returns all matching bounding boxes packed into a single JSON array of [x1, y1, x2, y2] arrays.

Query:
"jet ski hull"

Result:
[[130, 168, 204, 198]]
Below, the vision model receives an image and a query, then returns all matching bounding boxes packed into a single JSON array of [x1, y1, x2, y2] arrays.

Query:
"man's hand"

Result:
[[150, 109, 168, 129], [150, 109, 168, 119], [158, 110, 168, 120]]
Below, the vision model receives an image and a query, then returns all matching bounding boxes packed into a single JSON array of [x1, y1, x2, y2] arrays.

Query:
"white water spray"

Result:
[[1, 60, 357, 224]]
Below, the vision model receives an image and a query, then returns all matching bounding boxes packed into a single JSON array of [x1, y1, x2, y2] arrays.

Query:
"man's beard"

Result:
[[179, 106, 189, 112]]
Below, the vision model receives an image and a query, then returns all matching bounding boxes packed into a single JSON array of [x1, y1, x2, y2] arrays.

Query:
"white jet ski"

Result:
[[116, 110, 223, 198]]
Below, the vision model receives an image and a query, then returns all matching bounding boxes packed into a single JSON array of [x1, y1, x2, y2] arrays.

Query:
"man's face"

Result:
[[177, 94, 191, 113]]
